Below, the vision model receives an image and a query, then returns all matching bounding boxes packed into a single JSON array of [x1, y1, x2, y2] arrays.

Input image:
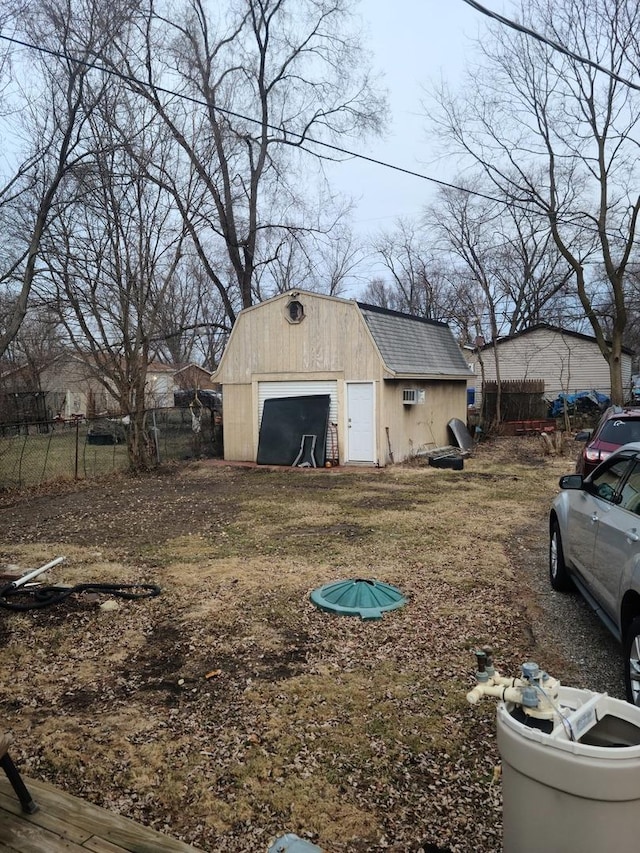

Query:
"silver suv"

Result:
[[550, 441, 640, 704]]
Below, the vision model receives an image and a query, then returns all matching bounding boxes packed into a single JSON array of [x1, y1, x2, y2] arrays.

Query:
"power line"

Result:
[[0, 30, 637, 249], [0, 32, 508, 205], [460, 0, 640, 92], [0, 29, 584, 223]]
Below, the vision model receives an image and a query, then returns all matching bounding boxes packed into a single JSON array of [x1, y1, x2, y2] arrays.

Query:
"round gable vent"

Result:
[[310, 578, 406, 620]]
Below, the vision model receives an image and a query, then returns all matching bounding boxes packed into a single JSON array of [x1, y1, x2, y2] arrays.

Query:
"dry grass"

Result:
[[0, 437, 576, 852]]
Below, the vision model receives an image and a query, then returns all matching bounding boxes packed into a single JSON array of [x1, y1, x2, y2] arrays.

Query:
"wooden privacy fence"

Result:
[[483, 379, 548, 422]]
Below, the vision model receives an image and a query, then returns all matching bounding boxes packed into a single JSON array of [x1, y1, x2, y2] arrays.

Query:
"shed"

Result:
[[211, 290, 471, 466], [466, 324, 634, 409]]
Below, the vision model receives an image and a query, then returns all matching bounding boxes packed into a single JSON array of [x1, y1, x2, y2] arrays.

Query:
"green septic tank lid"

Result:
[[310, 578, 406, 620]]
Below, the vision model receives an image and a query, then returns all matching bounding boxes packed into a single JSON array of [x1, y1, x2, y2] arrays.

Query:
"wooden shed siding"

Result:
[[220, 384, 254, 461], [380, 380, 468, 463], [468, 329, 632, 403], [215, 296, 381, 383]]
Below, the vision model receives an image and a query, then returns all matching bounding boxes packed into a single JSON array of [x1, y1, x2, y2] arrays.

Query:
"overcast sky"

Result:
[[325, 0, 487, 255]]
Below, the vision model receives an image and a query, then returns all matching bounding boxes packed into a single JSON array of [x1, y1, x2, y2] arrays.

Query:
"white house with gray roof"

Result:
[[466, 324, 634, 409], [211, 290, 471, 466]]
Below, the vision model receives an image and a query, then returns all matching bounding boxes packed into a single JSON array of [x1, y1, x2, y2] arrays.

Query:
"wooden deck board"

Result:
[[0, 809, 88, 853], [0, 775, 204, 853], [0, 787, 93, 844], [82, 839, 132, 853]]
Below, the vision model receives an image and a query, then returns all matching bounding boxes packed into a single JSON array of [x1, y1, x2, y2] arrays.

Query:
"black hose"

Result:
[[0, 582, 161, 611]]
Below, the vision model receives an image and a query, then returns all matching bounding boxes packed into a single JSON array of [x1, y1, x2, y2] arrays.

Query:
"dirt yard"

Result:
[[0, 438, 595, 852]]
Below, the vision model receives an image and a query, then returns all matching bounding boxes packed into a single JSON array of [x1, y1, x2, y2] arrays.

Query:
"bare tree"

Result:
[[359, 276, 395, 309], [431, 184, 575, 339], [432, 0, 640, 403], [112, 0, 385, 326], [366, 219, 453, 319], [0, 0, 139, 358], [490, 200, 575, 332], [43, 98, 186, 469], [252, 228, 325, 299], [426, 183, 574, 423], [253, 222, 363, 297], [316, 226, 365, 296], [150, 253, 231, 367], [0, 301, 65, 385]]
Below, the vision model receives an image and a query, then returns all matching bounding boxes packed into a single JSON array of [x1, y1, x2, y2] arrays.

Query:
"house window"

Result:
[[286, 299, 305, 324]]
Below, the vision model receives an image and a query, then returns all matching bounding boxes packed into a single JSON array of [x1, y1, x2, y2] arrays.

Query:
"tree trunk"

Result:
[[127, 408, 153, 471], [607, 331, 625, 405]]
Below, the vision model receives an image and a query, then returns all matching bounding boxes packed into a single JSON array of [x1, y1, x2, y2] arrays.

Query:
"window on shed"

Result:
[[286, 300, 305, 323]]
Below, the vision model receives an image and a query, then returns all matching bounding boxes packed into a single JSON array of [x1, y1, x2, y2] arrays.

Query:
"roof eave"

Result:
[[383, 370, 472, 381]]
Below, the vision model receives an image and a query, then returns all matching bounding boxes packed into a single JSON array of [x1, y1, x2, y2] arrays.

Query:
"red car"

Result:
[[576, 406, 640, 476]]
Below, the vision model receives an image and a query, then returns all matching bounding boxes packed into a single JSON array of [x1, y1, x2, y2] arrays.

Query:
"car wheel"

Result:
[[549, 519, 572, 592], [624, 617, 640, 706]]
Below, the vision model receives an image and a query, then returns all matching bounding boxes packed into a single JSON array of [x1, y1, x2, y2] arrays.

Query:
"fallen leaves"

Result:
[[0, 439, 580, 852]]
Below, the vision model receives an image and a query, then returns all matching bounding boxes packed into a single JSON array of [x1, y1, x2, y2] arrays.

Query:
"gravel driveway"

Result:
[[512, 507, 625, 700]]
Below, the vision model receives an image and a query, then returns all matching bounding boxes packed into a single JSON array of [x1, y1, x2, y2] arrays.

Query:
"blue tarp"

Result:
[[548, 390, 610, 418]]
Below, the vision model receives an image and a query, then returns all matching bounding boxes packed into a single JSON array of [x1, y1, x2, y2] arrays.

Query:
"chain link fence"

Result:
[[0, 406, 222, 491]]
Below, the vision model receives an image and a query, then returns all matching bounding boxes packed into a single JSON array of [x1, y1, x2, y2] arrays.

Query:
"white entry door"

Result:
[[346, 382, 375, 462]]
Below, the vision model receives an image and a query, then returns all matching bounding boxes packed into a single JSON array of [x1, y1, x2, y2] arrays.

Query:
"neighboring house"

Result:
[[466, 324, 634, 408], [147, 362, 220, 407], [174, 364, 219, 393], [38, 354, 112, 419], [145, 362, 179, 408], [0, 357, 92, 421], [2, 354, 216, 423], [211, 290, 471, 466]]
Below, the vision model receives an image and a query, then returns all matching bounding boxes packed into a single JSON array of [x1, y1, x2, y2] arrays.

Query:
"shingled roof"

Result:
[[357, 303, 471, 378]]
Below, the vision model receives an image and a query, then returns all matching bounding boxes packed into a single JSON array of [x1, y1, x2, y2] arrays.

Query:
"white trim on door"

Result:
[[345, 382, 375, 463]]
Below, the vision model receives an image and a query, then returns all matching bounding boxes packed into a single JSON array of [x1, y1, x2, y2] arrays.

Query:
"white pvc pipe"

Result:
[[8, 557, 65, 590], [467, 684, 525, 705]]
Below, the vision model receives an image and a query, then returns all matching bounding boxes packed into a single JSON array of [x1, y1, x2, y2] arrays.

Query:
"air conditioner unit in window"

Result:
[[403, 389, 417, 405]]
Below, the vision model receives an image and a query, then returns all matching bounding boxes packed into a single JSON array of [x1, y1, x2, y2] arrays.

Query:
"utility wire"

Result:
[[460, 0, 640, 93], [0, 30, 577, 222], [0, 30, 637, 248], [0, 32, 507, 204]]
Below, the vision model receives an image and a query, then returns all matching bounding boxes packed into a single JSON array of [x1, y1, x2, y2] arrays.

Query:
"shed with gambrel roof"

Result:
[[211, 290, 471, 466]]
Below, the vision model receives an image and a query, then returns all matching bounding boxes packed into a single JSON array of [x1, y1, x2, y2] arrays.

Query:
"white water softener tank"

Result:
[[498, 684, 640, 853]]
